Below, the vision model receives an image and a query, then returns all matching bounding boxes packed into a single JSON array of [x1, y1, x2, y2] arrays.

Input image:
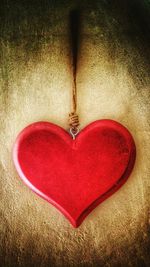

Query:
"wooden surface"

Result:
[[0, 1, 150, 266]]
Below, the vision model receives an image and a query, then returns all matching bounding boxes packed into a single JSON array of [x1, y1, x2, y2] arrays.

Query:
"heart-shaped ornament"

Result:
[[13, 119, 136, 227]]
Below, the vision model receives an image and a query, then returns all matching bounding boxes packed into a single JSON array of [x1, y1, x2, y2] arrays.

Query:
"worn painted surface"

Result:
[[0, 1, 150, 266]]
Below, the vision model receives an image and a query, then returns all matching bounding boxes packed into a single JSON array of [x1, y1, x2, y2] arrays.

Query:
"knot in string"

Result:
[[69, 112, 80, 129]]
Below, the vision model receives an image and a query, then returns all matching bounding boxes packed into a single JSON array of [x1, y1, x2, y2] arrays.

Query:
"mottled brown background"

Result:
[[0, 0, 150, 266]]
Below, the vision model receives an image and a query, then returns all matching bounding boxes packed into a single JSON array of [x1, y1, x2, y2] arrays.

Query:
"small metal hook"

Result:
[[69, 127, 80, 140]]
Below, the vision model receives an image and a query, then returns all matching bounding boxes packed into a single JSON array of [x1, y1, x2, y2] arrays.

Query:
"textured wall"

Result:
[[0, 1, 150, 266]]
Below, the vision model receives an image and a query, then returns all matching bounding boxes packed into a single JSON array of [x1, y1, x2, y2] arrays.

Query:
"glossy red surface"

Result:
[[13, 120, 136, 227]]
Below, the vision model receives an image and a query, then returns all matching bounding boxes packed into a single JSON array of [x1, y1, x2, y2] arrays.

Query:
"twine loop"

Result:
[[69, 112, 79, 128], [69, 112, 80, 139]]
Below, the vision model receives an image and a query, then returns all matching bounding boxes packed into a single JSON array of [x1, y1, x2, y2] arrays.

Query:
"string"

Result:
[[69, 9, 80, 135]]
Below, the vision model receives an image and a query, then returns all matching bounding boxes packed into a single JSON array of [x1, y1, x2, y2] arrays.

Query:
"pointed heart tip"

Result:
[[65, 214, 81, 228], [69, 219, 82, 228]]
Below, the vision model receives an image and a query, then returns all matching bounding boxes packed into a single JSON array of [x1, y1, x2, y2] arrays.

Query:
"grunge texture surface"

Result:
[[0, 1, 150, 266]]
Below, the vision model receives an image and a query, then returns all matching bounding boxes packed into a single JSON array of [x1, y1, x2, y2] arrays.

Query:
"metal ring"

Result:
[[69, 127, 80, 140]]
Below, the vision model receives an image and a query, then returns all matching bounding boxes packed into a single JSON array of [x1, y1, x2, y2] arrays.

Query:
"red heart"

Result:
[[13, 120, 136, 227]]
